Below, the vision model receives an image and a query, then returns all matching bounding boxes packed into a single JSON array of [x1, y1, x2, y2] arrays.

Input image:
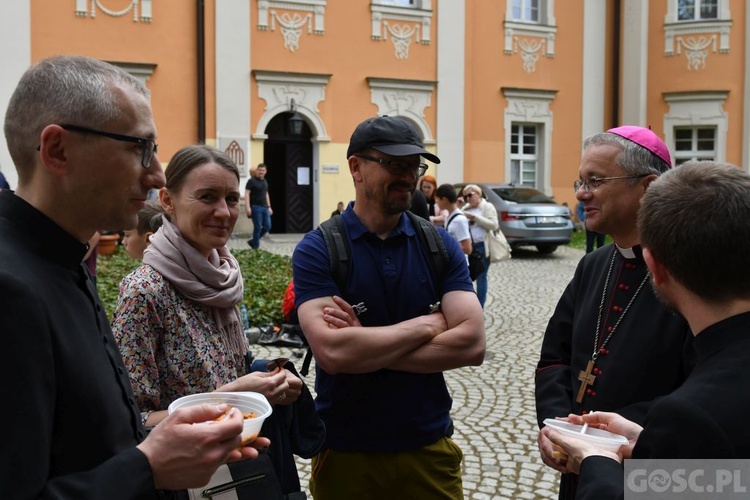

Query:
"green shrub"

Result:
[[568, 230, 586, 250], [96, 246, 292, 325], [568, 230, 612, 250]]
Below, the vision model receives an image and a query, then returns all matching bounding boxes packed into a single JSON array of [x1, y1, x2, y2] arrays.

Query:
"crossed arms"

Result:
[[297, 290, 486, 375]]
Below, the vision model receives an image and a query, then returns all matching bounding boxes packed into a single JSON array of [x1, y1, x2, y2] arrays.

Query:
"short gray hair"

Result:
[[583, 132, 671, 180], [4, 55, 149, 179]]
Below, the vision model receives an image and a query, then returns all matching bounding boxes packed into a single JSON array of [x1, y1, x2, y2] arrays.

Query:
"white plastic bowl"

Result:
[[168, 392, 272, 444], [543, 418, 629, 452]]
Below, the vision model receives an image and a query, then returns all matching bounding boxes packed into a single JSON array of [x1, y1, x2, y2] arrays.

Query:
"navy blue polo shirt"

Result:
[[293, 203, 474, 452]]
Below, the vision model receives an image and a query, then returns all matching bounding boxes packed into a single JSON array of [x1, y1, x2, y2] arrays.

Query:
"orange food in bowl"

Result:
[[212, 406, 258, 422]]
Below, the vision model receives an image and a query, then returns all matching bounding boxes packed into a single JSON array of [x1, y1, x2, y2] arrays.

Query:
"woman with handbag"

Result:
[[111, 145, 317, 499], [461, 184, 499, 308]]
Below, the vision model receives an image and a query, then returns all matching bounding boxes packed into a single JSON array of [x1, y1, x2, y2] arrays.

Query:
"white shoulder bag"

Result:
[[487, 229, 511, 262]]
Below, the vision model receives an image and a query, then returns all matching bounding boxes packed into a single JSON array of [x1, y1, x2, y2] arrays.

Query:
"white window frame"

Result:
[[76, 0, 153, 22], [372, 0, 420, 7], [504, 0, 556, 58], [502, 88, 557, 195], [672, 126, 717, 164], [677, 0, 719, 21], [256, 0, 327, 35], [510, 124, 539, 187], [107, 61, 156, 85], [664, 0, 731, 56], [512, 0, 542, 24], [663, 90, 728, 164], [370, 0, 433, 45]]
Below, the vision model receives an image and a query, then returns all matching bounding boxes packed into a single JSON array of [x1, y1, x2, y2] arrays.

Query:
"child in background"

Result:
[[122, 201, 168, 260]]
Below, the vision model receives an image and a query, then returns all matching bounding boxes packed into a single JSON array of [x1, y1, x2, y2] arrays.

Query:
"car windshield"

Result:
[[492, 187, 556, 204]]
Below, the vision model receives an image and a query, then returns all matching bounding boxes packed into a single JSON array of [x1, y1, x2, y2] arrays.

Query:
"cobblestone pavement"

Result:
[[229, 234, 584, 499]]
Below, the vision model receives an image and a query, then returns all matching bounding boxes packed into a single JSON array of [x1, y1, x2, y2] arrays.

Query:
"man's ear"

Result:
[[38, 124, 69, 176], [641, 173, 659, 193], [349, 156, 363, 182], [643, 247, 668, 286]]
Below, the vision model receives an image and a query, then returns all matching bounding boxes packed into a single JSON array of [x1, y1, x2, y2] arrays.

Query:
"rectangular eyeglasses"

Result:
[[60, 124, 158, 169], [574, 174, 649, 193], [355, 154, 428, 178]]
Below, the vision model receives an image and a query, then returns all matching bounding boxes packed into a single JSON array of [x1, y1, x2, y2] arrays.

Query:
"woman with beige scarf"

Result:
[[111, 145, 302, 428]]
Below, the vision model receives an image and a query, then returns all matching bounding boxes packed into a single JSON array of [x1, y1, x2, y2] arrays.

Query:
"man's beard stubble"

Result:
[[365, 181, 414, 215], [384, 184, 413, 215], [650, 276, 681, 317]]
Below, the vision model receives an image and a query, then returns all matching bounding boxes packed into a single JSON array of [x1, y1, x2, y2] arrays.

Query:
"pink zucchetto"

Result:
[[607, 126, 673, 169]]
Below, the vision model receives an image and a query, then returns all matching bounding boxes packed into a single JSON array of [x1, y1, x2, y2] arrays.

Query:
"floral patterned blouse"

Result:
[[111, 264, 248, 424]]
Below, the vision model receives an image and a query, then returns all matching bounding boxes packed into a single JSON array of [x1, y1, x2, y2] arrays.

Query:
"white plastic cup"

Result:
[[543, 418, 628, 452], [168, 392, 272, 444]]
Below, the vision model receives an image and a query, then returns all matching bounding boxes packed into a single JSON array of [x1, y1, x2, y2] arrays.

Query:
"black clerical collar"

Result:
[[694, 311, 750, 361], [614, 244, 643, 261]]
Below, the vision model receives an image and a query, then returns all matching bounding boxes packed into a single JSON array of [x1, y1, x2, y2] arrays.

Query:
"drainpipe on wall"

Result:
[[197, 0, 206, 143], [611, 0, 621, 127]]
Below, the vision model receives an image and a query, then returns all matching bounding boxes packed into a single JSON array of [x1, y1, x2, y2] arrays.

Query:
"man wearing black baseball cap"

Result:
[[346, 115, 441, 163], [293, 115, 486, 498]]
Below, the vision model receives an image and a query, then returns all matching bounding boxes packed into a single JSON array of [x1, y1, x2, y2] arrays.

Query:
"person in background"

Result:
[[245, 162, 272, 249], [535, 126, 693, 500], [436, 183, 472, 260], [293, 115, 485, 499], [121, 200, 168, 260], [330, 201, 344, 219], [461, 184, 499, 308], [419, 174, 448, 227], [544, 161, 750, 499], [562, 202, 578, 232], [0, 54, 268, 500], [409, 186, 431, 221], [561, 201, 571, 216], [577, 199, 605, 253]]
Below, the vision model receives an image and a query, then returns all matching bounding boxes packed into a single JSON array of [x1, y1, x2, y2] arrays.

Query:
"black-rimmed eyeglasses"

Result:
[[355, 154, 428, 178], [574, 174, 650, 193], [60, 124, 158, 169]]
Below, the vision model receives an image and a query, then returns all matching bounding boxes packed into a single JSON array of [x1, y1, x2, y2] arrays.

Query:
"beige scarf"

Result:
[[143, 218, 247, 362]]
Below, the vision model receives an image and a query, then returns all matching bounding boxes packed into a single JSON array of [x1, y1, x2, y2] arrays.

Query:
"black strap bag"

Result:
[[446, 212, 484, 281]]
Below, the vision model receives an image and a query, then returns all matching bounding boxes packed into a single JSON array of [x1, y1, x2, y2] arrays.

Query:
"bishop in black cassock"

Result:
[[535, 243, 693, 499]]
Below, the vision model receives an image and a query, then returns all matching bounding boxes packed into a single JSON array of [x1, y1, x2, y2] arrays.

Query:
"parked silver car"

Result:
[[454, 183, 574, 254]]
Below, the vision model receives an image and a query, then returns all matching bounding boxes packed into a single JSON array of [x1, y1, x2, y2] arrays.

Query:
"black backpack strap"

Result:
[[318, 215, 350, 293], [445, 212, 462, 230], [405, 210, 450, 286], [305, 215, 351, 377], [300, 347, 314, 377]]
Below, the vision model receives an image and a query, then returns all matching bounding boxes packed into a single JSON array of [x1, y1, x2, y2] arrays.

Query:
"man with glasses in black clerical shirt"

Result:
[[0, 55, 269, 499], [535, 126, 694, 500], [293, 115, 486, 499]]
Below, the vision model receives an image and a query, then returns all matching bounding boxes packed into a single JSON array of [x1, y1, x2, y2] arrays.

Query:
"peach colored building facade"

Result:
[[1, 0, 748, 233]]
